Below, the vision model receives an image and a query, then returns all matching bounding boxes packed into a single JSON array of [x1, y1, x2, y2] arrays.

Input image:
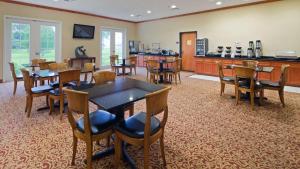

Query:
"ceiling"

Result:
[[13, 0, 265, 22]]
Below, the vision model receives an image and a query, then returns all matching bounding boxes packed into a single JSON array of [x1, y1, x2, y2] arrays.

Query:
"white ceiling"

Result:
[[14, 0, 264, 22]]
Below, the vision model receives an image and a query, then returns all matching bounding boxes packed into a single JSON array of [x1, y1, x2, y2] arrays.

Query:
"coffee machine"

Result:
[[225, 47, 232, 58], [235, 47, 242, 58], [255, 40, 263, 58], [247, 41, 255, 58]]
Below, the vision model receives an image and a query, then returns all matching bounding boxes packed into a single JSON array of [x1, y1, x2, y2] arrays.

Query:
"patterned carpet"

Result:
[[0, 68, 299, 169]]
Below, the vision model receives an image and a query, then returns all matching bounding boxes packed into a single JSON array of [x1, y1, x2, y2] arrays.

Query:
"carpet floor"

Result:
[[0, 69, 299, 169]]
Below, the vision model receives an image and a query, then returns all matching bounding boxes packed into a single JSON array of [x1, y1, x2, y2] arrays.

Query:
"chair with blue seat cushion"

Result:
[[21, 68, 53, 118], [114, 86, 171, 169], [49, 69, 81, 120], [216, 61, 235, 96], [63, 88, 117, 169]]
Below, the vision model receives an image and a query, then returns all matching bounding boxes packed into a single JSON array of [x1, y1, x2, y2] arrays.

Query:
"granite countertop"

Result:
[[195, 54, 300, 62], [131, 52, 178, 57]]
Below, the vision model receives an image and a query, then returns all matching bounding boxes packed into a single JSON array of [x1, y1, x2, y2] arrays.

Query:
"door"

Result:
[[4, 17, 61, 81], [180, 32, 196, 71], [100, 28, 126, 69]]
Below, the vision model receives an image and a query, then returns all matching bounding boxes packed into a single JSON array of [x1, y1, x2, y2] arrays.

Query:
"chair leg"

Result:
[[236, 89, 240, 105], [174, 73, 178, 85], [279, 89, 285, 107], [160, 135, 167, 166], [259, 90, 264, 106], [106, 136, 111, 147], [84, 73, 88, 82], [250, 92, 255, 110], [71, 135, 78, 165], [49, 97, 54, 115], [59, 96, 64, 120], [46, 95, 49, 106], [27, 96, 33, 118], [25, 95, 29, 113], [114, 136, 122, 168], [144, 142, 150, 169], [220, 83, 225, 96], [13, 80, 17, 95], [178, 73, 181, 84], [129, 104, 134, 117], [86, 140, 93, 169]]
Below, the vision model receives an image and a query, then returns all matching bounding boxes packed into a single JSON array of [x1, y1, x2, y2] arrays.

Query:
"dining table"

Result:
[[73, 77, 165, 168], [22, 63, 40, 71], [112, 59, 134, 76], [146, 58, 178, 83], [225, 64, 274, 102]]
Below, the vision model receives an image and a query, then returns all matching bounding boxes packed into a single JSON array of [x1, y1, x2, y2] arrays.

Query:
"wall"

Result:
[[137, 0, 300, 56], [0, 1, 137, 80]]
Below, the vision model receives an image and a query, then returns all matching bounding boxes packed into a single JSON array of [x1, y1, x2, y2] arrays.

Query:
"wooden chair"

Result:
[[9, 62, 23, 95], [64, 58, 71, 68], [63, 88, 117, 169], [83, 63, 95, 83], [260, 64, 290, 107], [21, 68, 53, 117], [114, 86, 171, 169], [166, 58, 182, 85], [234, 66, 263, 110], [216, 61, 235, 96], [93, 71, 116, 85], [110, 55, 119, 73], [128, 56, 137, 75], [242, 60, 259, 68], [92, 71, 134, 116], [39, 61, 56, 70], [49, 63, 68, 72], [146, 60, 160, 83], [31, 58, 46, 65], [49, 69, 81, 120]]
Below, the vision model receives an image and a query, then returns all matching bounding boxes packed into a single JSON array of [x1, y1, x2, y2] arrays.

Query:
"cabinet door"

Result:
[[287, 63, 300, 86], [271, 62, 282, 82], [258, 61, 271, 81]]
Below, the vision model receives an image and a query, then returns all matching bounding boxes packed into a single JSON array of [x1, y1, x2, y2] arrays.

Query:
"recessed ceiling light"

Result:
[[130, 14, 135, 17], [216, 1, 222, 5], [54, 0, 59, 1], [147, 10, 152, 14], [170, 5, 177, 9]]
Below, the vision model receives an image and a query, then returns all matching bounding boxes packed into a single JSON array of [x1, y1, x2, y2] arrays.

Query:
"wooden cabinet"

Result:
[[194, 57, 300, 86]]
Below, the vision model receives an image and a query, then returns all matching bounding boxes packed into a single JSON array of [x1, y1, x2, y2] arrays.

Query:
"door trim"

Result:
[[179, 31, 197, 58], [99, 26, 127, 69], [3, 15, 62, 81]]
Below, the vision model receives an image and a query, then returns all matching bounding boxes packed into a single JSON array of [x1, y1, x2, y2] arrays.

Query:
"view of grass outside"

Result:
[[11, 23, 55, 75], [101, 31, 111, 66]]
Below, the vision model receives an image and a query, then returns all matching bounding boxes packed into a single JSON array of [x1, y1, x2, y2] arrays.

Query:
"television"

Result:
[[73, 24, 95, 39]]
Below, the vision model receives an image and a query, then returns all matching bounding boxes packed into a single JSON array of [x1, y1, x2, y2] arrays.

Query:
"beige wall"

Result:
[[137, 0, 300, 56], [0, 1, 137, 80]]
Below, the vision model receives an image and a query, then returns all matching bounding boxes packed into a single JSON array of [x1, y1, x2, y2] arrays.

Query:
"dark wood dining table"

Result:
[[225, 64, 274, 102], [146, 58, 178, 83], [23, 63, 40, 71], [73, 77, 165, 168]]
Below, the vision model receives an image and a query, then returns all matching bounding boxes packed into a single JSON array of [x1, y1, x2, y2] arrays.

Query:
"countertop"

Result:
[[130, 52, 178, 57], [194, 55, 300, 62]]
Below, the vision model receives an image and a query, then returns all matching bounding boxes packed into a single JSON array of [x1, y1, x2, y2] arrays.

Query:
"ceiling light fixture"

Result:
[[216, 1, 222, 5], [130, 14, 135, 17], [170, 5, 177, 9], [147, 10, 152, 14]]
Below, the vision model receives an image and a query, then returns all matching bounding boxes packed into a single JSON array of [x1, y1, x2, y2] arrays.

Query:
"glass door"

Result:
[[3, 17, 61, 81], [100, 28, 125, 69]]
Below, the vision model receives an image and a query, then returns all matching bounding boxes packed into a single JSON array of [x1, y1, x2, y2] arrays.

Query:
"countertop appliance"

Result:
[[225, 47, 231, 58], [129, 40, 140, 54], [196, 38, 208, 56]]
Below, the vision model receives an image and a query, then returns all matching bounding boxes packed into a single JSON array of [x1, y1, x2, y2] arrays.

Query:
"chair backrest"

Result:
[[20, 68, 33, 94], [216, 61, 224, 79], [39, 61, 56, 70], [58, 69, 81, 92], [9, 62, 17, 80], [242, 60, 258, 68], [63, 88, 91, 135], [144, 86, 171, 137], [234, 66, 256, 90], [49, 63, 67, 71], [84, 63, 95, 72], [146, 60, 159, 71], [63, 58, 70, 67], [110, 55, 119, 66], [93, 71, 116, 85], [32, 58, 46, 65], [174, 58, 181, 72], [279, 64, 290, 87], [128, 56, 137, 66]]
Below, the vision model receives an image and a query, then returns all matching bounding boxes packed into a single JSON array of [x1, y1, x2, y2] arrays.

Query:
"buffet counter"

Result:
[[194, 56, 300, 86]]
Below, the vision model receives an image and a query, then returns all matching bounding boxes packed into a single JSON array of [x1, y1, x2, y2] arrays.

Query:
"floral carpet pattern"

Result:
[[0, 69, 299, 169]]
